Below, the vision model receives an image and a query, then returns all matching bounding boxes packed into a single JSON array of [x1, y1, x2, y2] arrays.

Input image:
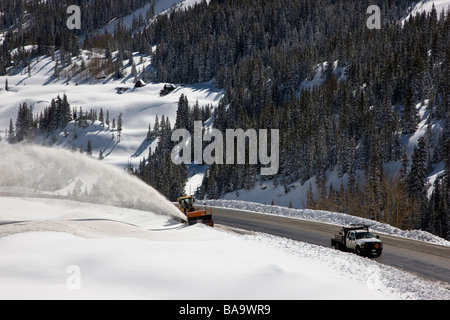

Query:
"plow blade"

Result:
[[186, 208, 214, 227], [177, 196, 214, 227]]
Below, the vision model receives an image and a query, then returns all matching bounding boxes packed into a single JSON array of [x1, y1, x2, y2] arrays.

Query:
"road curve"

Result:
[[210, 206, 450, 284]]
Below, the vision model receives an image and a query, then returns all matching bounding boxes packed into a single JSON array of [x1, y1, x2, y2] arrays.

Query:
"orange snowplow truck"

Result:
[[177, 195, 214, 227]]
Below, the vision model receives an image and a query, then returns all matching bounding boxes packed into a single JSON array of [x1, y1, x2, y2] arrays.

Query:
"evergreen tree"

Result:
[[7, 119, 15, 143], [117, 113, 122, 132], [408, 137, 428, 197], [400, 147, 409, 185], [15, 102, 34, 142], [131, 60, 138, 82], [174, 94, 191, 131], [153, 115, 160, 136], [401, 87, 419, 134], [106, 110, 110, 126], [99, 108, 104, 124], [60, 94, 72, 128], [428, 177, 449, 238], [87, 140, 93, 156], [408, 137, 428, 227], [104, 41, 112, 61]]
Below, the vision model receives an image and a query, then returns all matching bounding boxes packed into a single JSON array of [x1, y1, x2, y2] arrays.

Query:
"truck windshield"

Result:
[[355, 232, 375, 239]]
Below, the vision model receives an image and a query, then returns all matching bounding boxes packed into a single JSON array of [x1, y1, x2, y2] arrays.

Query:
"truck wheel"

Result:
[[355, 246, 362, 256], [335, 243, 341, 251]]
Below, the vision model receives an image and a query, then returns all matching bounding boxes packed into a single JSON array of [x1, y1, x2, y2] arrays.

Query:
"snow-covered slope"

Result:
[[404, 0, 450, 22], [0, 1, 220, 169], [0, 51, 223, 169], [94, 0, 209, 36], [1, 196, 449, 300]]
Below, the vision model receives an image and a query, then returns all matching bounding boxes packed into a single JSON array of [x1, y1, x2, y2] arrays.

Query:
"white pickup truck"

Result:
[[331, 224, 383, 257]]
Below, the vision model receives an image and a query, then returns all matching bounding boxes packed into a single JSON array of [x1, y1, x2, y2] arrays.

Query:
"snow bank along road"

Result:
[[1, 196, 450, 299], [210, 206, 450, 284]]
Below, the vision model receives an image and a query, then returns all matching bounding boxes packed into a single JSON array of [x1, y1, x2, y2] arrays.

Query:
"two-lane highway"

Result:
[[210, 206, 450, 284]]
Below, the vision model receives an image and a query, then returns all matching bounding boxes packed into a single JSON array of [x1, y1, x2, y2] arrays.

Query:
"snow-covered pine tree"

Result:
[[408, 137, 428, 197], [400, 147, 409, 186], [15, 102, 34, 142], [99, 108, 104, 125], [7, 119, 15, 143], [174, 94, 191, 132], [117, 113, 122, 132], [105, 110, 110, 127], [401, 87, 419, 134], [87, 140, 93, 156]]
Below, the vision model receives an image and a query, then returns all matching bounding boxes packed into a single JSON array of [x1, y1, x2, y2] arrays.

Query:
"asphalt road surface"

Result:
[[210, 206, 450, 285]]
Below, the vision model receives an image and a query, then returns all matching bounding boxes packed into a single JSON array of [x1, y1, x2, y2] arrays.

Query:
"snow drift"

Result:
[[1, 196, 450, 300], [0, 142, 184, 220]]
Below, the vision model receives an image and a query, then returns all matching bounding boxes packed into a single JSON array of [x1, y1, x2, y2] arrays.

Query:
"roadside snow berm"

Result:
[[177, 195, 214, 227]]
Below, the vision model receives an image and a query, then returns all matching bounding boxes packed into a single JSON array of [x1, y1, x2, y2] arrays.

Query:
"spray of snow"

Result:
[[0, 142, 185, 221]]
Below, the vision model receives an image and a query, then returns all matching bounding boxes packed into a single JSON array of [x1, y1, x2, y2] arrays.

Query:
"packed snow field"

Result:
[[1, 196, 450, 300]]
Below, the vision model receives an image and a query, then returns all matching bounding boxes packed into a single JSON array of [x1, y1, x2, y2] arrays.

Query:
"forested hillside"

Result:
[[142, 0, 449, 238], [1, 0, 449, 239], [0, 0, 152, 73]]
